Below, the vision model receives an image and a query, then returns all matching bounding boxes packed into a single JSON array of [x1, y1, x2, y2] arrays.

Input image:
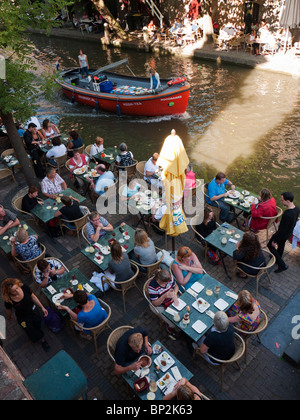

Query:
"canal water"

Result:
[[30, 34, 300, 204]]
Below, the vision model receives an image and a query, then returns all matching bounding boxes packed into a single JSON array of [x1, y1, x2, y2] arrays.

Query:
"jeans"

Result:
[[210, 200, 234, 223], [267, 234, 287, 269]]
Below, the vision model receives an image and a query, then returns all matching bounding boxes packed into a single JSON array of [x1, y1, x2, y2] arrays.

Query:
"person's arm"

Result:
[[10, 237, 17, 258], [31, 292, 48, 317], [0, 219, 15, 235], [114, 360, 143, 375], [58, 305, 78, 322], [172, 262, 192, 287], [61, 180, 67, 190], [228, 314, 240, 324]]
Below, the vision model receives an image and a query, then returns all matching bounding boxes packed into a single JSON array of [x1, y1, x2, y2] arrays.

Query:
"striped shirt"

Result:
[[148, 276, 176, 307]]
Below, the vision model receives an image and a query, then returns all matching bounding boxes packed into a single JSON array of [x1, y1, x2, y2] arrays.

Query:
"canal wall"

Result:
[[29, 27, 300, 78]]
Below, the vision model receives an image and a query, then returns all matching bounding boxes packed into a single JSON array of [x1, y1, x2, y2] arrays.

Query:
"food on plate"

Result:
[[161, 360, 167, 366]]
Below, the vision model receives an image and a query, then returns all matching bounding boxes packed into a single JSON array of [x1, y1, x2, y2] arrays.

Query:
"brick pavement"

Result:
[[0, 167, 300, 400]]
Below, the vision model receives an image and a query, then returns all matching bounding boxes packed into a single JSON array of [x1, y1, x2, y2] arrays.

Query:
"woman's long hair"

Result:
[[237, 232, 261, 262]]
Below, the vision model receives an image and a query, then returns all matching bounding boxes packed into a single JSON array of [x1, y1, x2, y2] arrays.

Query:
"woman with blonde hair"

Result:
[[131, 228, 157, 270], [227, 290, 261, 332], [1, 278, 50, 351], [90, 136, 104, 157], [11, 228, 41, 261], [163, 378, 203, 401], [172, 246, 204, 291]]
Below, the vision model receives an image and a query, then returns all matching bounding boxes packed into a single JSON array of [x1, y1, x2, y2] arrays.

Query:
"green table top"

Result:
[[42, 268, 99, 315], [162, 273, 238, 343], [205, 223, 244, 258], [122, 340, 193, 400], [81, 223, 136, 271], [73, 162, 97, 184], [94, 147, 119, 164], [222, 186, 259, 214], [0, 222, 37, 254], [39, 135, 69, 154], [127, 190, 162, 216], [30, 188, 85, 223]]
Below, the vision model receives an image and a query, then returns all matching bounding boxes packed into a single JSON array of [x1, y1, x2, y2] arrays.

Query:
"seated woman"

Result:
[[196, 207, 220, 265], [105, 240, 134, 288], [67, 130, 83, 156], [227, 290, 261, 333], [58, 290, 108, 335], [11, 228, 41, 262], [148, 268, 179, 334], [172, 246, 204, 291], [131, 228, 157, 271], [68, 150, 89, 189], [233, 232, 266, 278], [35, 258, 66, 288], [248, 188, 277, 233], [90, 136, 104, 157], [115, 142, 134, 168], [121, 178, 142, 201], [195, 311, 235, 365], [41, 118, 60, 139], [163, 378, 204, 401]]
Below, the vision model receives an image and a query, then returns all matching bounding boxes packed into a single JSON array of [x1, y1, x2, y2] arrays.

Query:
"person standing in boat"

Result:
[[150, 68, 161, 90], [78, 49, 89, 79]]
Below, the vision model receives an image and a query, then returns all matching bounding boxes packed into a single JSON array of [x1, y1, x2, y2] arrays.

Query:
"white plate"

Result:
[[172, 298, 186, 311], [52, 293, 64, 306], [100, 246, 110, 255], [190, 282, 205, 294], [192, 320, 207, 334], [228, 190, 240, 199], [157, 372, 177, 394], [119, 238, 124, 243], [2, 236, 9, 240], [73, 166, 87, 175], [242, 190, 250, 196], [214, 298, 228, 311], [124, 235, 130, 240], [142, 205, 151, 211], [192, 298, 210, 314], [154, 352, 175, 373], [53, 207, 58, 211]]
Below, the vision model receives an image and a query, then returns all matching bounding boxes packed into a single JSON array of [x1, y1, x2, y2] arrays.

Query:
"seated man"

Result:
[[46, 137, 67, 166], [22, 186, 44, 213], [54, 196, 84, 228], [206, 172, 235, 223], [85, 211, 113, 244], [194, 311, 235, 365], [88, 164, 115, 197], [144, 153, 162, 188], [113, 326, 152, 375], [35, 258, 66, 288], [41, 168, 67, 200], [0, 206, 20, 236]]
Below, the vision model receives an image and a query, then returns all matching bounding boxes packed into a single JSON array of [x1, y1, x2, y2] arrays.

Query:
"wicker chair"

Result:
[[136, 161, 146, 179], [81, 223, 90, 245], [202, 183, 221, 222], [0, 168, 16, 183], [190, 214, 208, 264], [130, 248, 164, 278], [143, 277, 164, 333], [234, 249, 276, 297], [114, 160, 138, 182], [100, 262, 141, 312], [71, 299, 112, 358], [107, 325, 134, 363], [84, 144, 97, 163], [13, 243, 46, 275], [72, 144, 85, 155], [233, 309, 269, 362], [59, 211, 89, 247], [246, 206, 283, 244], [1, 148, 15, 158], [46, 153, 68, 175], [193, 332, 246, 391], [12, 195, 36, 223]]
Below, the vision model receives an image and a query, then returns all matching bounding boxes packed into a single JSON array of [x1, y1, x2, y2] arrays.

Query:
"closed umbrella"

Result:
[[279, 0, 300, 51], [157, 130, 190, 248]]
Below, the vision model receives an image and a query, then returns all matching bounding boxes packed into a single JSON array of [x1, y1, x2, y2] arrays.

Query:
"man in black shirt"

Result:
[[268, 192, 300, 273], [22, 186, 44, 213], [23, 123, 45, 178], [54, 196, 84, 229]]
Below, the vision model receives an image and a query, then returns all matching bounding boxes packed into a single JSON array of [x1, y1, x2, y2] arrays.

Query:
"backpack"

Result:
[[207, 249, 221, 265], [44, 307, 64, 334]]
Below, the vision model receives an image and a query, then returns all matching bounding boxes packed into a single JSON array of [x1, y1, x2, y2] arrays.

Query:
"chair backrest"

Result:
[[81, 223, 90, 244], [190, 214, 206, 243], [33, 257, 69, 282], [136, 161, 146, 179], [65, 212, 89, 231], [233, 309, 269, 337], [72, 298, 111, 333], [116, 160, 138, 180], [84, 144, 92, 157], [104, 179, 118, 200], [73, 145, 85, 155], [207, 332, 245, 364], [107, 326, 134, 362], [0, 168, 15, 182], [143, 276, 162, 318], [54, 153, 68, 168], [1, 148, 14, 158], [15, 243, 47, 273]]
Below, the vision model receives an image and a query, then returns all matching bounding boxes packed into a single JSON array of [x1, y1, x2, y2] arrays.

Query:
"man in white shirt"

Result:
[[144, 153, 162, 188], [46, 137, 67, 165]]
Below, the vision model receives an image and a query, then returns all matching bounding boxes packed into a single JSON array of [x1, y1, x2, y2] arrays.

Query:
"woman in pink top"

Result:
[[249, 188, 277, 232], [183, 165, 196, 198]]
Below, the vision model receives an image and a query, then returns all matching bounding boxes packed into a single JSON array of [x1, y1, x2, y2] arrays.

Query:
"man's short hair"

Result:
[[216, 172, 226, 180], [281, 192, 294, 202], [28, 186, 38, 194], [97, 164, 106, 173], [28, 123, 37, 129]]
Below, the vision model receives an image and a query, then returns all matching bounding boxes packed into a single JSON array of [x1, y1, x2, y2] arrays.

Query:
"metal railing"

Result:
[[144, 0, 164, 28]]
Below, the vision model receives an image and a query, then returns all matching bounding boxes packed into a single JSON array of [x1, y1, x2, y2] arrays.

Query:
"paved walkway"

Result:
[[0, 164, 300, 400]]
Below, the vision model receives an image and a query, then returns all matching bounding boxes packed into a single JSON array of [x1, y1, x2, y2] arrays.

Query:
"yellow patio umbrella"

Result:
[[157, 129, 190, 239]]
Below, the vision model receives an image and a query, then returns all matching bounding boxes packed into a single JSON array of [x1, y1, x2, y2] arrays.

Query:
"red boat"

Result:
[[57, 59, 190, 117]]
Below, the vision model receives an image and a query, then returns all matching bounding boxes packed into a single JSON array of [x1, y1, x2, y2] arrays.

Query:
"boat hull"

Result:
[[58, 70, 190, 117]]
